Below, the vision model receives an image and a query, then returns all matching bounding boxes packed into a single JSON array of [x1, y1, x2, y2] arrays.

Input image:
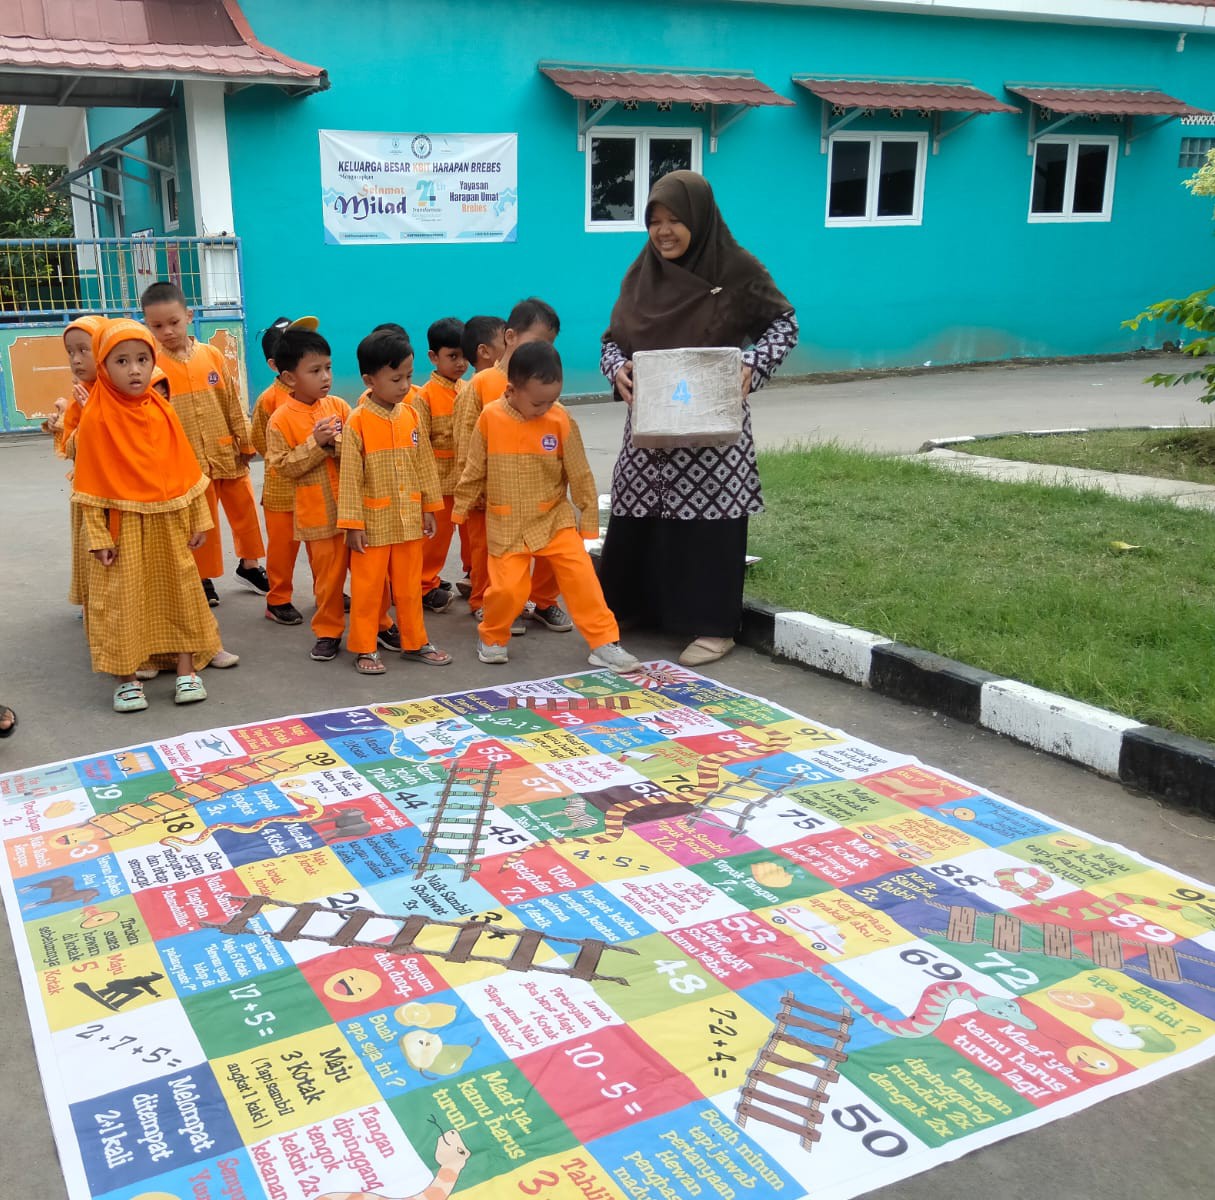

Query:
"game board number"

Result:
[[831, 1105, 909, 1157], [75, 1024, 105, 1040], [563, 1042, 642, 1108], [601, 1081, 637, 1099], [476, 746, 513, 763], [548, 712, 584, 727], [932, 864, 986, 888], [899, 948, 962, 980], [521, 777, 562, 794], [489, 826, 528, 845], [245, 1009, 276, 1027], [229, 983, 262, 1001], [324, 892, 362, 909], [305, 750, 338, 767], [656, 959, 709, 994], [564, 1045, 604, 1069], [974, 951, 1040, 992], [69, 842, 99, 859], [1107, 913, 1175, 943], [501, 886, 528, 903], [518, 1170, 560, 1194], [778, 807, 826, 831], [92, 786, 123, 801], [721, 915, 777, 946]]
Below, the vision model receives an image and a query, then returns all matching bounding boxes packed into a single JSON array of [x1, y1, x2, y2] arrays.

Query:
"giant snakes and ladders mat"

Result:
[[2, 662, 1215, 1200]]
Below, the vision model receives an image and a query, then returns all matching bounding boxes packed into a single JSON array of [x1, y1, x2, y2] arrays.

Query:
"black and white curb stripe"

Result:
[[738, 604, 1214, 816]]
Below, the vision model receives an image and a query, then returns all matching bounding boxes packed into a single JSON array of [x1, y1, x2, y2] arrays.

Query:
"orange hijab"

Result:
[[72, 319, 206, 512], [56, 315, 109, 450]]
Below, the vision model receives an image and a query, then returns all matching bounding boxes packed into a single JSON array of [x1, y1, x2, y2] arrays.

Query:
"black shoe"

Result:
[[202, 578, 220, 607], [310, 636, 341, 661], [235, 563, 270, 594], [377, 624, 402, 651], [455, 577, 472, 599], [529, 603, 574, 632], [422, 586, 455, 613], [265, 602, 304, 626], [343, 592, 351, 613]]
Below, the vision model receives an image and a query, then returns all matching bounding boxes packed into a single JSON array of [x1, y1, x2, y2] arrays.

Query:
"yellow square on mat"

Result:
[[38, 942, 175, 1031]]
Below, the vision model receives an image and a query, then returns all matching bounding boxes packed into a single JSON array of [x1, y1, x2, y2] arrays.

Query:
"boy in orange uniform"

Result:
[[413, 317, 468, 613], [453, 341, 639, 675], [452, 298, 571, 635], [264, 329, 353, 662], [141, 281, 268, 607], [250, 316, 319, 626], [339, 329, 452, 674]]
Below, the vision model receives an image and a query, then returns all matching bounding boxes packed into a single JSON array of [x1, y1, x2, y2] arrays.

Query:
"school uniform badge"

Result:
[[207, 371, 220, 385], [412, 429, 419, 445], [541, 434, 558, 451]]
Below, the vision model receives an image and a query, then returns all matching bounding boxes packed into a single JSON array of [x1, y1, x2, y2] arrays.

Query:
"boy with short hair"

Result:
[[264, 329, 352, 662], [251, 315, 318, 626], [452, 298, 572, 634], [413, 317, 468, 613], [453, 341, 639, 675], [141, 281, 268, 607], [340, 330, 452, 674]]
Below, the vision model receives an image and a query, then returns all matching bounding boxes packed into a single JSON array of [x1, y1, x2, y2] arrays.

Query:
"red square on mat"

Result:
[[515, 1023, 702, 1142], [452, 738, 533, 773], [477, 843, 595, 906], [231, 719, 321, 755], [859, 765, 979, 807], [133, 869, 246, 939], [777, 830, 908, 887], [297, 946, 450, 1020]]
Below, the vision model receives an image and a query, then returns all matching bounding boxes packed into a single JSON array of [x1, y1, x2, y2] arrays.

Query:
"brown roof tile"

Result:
[[1007, 86, 1208, 116], [796, 78, 1018, 113], [0, 0, 325, 87], [541, 66, 793, 107]]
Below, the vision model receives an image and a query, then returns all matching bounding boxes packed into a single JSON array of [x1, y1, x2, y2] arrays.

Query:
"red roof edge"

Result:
[[222, 0, 328, 88]]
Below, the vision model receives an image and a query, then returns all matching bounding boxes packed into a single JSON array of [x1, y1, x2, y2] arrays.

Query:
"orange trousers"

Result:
[[349, 540, 428, 655], [304, 534, 349, 638], [480, 528, 617, 648], [464, 509, 559, 613], [192, 475, 266, 579], [420, 496, 456, 595], [264, 507, 301, 606]]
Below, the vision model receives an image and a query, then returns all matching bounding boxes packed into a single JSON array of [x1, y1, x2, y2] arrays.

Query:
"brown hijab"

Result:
[[606, 171, 791, 357]]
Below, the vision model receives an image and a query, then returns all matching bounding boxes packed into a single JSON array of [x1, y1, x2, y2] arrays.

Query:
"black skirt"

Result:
[[598, 515, 748, 638]]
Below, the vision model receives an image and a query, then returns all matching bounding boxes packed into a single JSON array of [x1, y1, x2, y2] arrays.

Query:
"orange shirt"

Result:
[[251, 378, 295, 511], [452, 365, 507, 473], [413, 371, 463, 494], [264, 395, 351, 541]]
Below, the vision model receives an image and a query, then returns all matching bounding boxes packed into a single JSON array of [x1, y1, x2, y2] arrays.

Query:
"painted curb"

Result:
[[735, 599, 1213, 816]]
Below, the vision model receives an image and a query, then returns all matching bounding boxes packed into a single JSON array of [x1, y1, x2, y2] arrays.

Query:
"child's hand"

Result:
[[187, 530, 207, 550], [92, 548, 118, 567], [422, 512, 436, 539], [72, 381, 89, 406], [740, 364, 753, 397], [46, 397, 68, 433], [313, 417, 338, 447], [346, 529, 367, 554], [614, 360, 635, 405]]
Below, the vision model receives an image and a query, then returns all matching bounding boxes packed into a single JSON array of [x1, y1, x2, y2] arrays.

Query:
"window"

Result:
[[1179, 137, 1215, 169], [586, 127, 701, 231], [100, 164, 124, 236], [1029, 136, 1117, 222], [148, 125, 180, 231], [825, 133, 926, 227]]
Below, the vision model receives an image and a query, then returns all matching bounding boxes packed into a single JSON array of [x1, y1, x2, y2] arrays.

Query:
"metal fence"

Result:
[[0, 235, 244, 322]]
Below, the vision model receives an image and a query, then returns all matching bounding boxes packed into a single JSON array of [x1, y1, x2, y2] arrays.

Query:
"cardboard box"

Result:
[[631, 346, 743, 449]]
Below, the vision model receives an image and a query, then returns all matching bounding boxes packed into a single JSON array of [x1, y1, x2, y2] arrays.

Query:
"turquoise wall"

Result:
[[226, 2, 1214, 393]]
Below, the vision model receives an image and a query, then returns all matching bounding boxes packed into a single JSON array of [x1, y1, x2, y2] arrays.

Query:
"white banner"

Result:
[[318, 130, 517, 245]]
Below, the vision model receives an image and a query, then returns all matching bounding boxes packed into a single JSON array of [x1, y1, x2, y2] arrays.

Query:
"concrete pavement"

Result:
[[2, 357, 1214, 1200]]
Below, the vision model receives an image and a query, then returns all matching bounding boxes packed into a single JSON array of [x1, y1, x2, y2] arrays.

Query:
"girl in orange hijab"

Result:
[[72, 319, 223, 712]]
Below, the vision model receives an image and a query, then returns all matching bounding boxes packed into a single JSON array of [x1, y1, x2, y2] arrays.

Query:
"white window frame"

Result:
[[585, 126, 703, 233], [825, 132, 927, 228], [1028, 134, 1118, 224], [149, 125, 180, 232]]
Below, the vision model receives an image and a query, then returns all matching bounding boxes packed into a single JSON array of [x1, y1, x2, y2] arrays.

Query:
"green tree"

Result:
[[1123, 148, 1215, 404], [0, 105, 78, 313]]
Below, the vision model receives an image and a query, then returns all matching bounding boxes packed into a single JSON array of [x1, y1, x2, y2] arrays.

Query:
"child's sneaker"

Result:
[[456, 577, 472, 599], [588, 642, 641, 675], [209, 649, 240, 669], [310, 636, 342, 661], [477, 640, 509, 665], [202, 578, 220, 607], [422, 586, 455, 613], [113, 681, 148, 713], [235, 563, 271, 594], [174, 674, 208, 705], [377, 624, 402, 651], [529, 603, 573, 632], [265, 602, 303, 626]]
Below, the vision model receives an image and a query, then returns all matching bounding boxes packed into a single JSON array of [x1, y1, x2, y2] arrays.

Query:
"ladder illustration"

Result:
[[414, 763, 499, 880], [733, 995, 850, 1151], [505, 696, 634, 712], [735, 993, 852, 1150], [682, 763, 805, 837], [203, 894, 639, 985]]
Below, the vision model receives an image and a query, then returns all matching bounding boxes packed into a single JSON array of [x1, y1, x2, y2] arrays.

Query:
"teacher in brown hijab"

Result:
[[598, 170, 799, 667]]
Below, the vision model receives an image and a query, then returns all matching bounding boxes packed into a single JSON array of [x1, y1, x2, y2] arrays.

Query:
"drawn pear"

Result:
[[400, 1029, 479, 1079], [1129, 1024, 1175, 1055], [394, 1001, 457, 1028]]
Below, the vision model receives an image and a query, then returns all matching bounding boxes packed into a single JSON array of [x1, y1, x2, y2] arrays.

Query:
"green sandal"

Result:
[[355, 652, 386, 675], [113, 682, 148, 713], [174, 674, 208, 705], [401, 643, 452, 666]]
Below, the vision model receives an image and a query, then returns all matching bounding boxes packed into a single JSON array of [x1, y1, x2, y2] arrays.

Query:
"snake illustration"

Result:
[[762, 953, 1036, 1038], [991, 865, 1214, 931], [319, 1126, 470, 1200]]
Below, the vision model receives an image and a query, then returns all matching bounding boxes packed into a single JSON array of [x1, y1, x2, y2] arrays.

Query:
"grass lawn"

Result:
[[964, 427, 1215, 485], [747, 445, 1215, 741]]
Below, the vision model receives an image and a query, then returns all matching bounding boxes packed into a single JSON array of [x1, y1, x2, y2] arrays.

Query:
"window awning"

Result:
[[540, 63, 792, 152], [793, 76, 1018, 155], [1006, 84, 1211, 154]]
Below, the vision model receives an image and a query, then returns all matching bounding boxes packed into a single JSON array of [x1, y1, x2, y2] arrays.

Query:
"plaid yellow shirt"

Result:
[[452, 365, 507, 476], [155, 339, 253, 480], [264, 395, 351, 541], [338, 395, 444, 546], [413, 371, 463, 494], [250, 379, 295, 512], [453, 399, 599, 557]]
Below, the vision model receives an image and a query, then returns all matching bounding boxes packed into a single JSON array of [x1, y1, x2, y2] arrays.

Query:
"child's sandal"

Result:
[[355, 652, 386, 675], [113, 682, 148, 713], [401, 643, 452, 667], [174, 674, 208, 705]]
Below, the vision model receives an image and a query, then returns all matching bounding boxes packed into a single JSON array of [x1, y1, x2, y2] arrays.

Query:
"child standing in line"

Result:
[[72, 320, 223, 712], [264, 329, 353, 663], [413, 317, 468, 613], [452, 298, 572, 635], [251, 315, 319, 627], [141, 281, 268, 607], [453, 341, 639, 675], [339, 330, 452, 674]]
